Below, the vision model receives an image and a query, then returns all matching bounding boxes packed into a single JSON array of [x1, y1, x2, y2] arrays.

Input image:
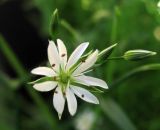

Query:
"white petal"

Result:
[[57, 39, 67, 65], [33, 81, 57, 92], [74, 75, 108, 89], [48, 40, 60, 72], [73, 50, 98, 75], [31, 67, 56, 77], [53, 86, 65, 119], [71, 85, 99, 104], [66, 87, 77, 116], [73, 77, 90, 86], [66, 42, 89, 70]]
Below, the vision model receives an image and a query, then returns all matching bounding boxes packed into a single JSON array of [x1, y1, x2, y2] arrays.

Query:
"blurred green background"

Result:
[[0, 0, 160, 130]]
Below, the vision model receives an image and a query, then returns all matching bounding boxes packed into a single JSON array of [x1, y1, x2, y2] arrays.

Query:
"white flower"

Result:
[[31, 39, 108, 119]]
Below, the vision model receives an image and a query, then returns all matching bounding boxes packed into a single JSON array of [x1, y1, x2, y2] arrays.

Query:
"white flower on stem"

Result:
[[31, 39, 108, 119]]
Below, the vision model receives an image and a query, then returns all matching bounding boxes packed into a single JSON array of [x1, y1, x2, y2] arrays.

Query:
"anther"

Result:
[[61, 54, 66, 57], [81, 60, 85, 63], [81, 94, 84, 98], [52, 64, 56, 67], [53, 76, 57, 81], [63, 92, 66, 96]]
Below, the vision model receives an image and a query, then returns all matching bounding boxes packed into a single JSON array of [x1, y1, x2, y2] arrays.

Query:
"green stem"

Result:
[[110, 6, 119, 42], [0, 35, 60, 130], [107, 6, 120, 82], [94, 56, 124, 68], [107, 56, 124, 60], [110, 69, 138, 88], [60, 20, 82, 42], [110, 63, 160, 88]]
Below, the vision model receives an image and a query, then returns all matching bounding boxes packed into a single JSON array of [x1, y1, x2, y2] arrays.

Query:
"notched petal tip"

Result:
[[48, 40, 55, 46]]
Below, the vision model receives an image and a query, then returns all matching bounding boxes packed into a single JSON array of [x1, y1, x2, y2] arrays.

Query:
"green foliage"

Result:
[[100, 98, 137, 130], [0, 0, 160, 130]]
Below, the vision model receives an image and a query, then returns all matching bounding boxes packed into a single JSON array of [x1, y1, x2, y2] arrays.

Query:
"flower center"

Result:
[[59, 71, 70, 85]]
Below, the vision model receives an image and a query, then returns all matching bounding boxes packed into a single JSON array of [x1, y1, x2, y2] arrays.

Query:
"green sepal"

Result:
[[71, 81, 104, 93], [69, 50, 93, 73], [98, 43, 118, 60], [80, 50, 93, 59], [28, 77, 54, 84], [88, 86, 104, 93]]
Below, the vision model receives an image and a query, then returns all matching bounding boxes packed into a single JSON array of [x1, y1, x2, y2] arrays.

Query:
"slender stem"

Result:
[[110, 63, 160, 88], [110, 6, 119, 42], [93, 56, 124, 68], [107, 56, 124, 60], [107, 6, 120, 82], [110, 69, 137, 88], [60, 20, 82, 42]]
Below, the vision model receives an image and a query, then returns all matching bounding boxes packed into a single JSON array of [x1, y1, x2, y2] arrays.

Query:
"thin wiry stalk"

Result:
[[110, 63, 160, 88]]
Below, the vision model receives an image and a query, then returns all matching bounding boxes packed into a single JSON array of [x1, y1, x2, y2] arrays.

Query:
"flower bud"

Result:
[[50, 9, 59, 38], [123, 49, 157, 61]]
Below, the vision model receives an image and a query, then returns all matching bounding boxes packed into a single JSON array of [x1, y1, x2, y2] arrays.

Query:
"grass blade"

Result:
[[100, 98, 137, 130]]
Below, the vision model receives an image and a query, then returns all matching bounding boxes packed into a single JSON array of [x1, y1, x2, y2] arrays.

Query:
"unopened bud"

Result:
[[123, 49, 157, 61]]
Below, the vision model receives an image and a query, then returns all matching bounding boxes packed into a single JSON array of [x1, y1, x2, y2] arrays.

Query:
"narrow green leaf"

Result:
[[60, 20, 82, 42], [110, 6, 120, 42], [100, 98, 137, 130], [111, 63, 160, 87], [49, 8, 59, 39], [136, 63, 160, 71]]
